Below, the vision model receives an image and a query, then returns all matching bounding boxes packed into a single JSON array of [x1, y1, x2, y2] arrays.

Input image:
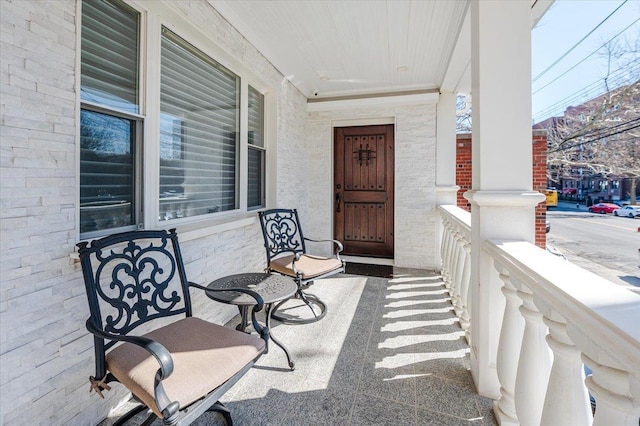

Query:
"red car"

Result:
[[588, 202, 620, 214]]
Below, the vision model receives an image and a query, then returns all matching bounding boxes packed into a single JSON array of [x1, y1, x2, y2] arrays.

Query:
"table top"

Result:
[[206, 273, 297, 305]]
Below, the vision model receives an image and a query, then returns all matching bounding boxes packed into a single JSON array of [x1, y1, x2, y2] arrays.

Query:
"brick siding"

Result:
[[532, 131, 548, 249], [456, 132, 548, 248]]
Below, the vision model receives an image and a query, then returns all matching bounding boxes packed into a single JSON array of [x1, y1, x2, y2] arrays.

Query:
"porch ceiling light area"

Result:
[[210, 0, 467, 98]]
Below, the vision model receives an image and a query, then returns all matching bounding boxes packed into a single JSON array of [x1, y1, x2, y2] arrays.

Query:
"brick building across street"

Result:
[[456, 130, 548, 248]]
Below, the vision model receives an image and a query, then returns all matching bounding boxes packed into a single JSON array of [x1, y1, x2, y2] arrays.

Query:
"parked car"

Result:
[[545, 220, 550, 233], [588, 203, 620, 214], [613, 205, 640, 218]]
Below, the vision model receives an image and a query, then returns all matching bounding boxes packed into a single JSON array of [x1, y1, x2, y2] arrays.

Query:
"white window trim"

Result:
[[76, 0, 277, 243]]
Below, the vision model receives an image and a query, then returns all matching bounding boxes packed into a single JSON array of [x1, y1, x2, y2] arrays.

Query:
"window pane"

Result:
[[80, 109, 135, 235], [160, 28, 239, 221], [81, 0, 139, 113], [248, 86, 265, 208], [248, 86, 264, 148], [248, 147, 264, 208]]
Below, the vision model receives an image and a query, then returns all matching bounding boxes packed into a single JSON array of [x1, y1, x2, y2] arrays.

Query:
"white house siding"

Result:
[[0, 1, 307, 424], [305, 102, 438, 269], [276, 81, 310, 212]]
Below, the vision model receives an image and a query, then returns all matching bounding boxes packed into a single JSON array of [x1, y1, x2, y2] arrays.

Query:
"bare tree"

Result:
[[456, 95, 472, 133], [544, 32, 640, 205]]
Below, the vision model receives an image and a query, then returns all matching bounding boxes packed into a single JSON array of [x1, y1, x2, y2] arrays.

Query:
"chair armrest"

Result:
[[304, 237, 344, 254], [85, 318, 178, 416], [86, 319, 174, 378], [188, 282, 270, 342]]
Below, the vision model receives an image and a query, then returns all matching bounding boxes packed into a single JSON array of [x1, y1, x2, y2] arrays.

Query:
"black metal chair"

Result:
[[77, 229, 269, 426], [258, 208, 345, 324]]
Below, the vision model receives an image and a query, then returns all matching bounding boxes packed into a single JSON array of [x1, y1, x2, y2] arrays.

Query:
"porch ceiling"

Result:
[[209, 0, 551, 101]]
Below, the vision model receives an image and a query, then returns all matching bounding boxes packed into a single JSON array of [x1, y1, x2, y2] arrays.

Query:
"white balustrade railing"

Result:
[[438, 205, 471, 343], [438, 205, 640, 426]]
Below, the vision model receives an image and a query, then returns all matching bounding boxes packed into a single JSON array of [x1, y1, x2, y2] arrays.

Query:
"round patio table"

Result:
[[206, 272, 297, 370]]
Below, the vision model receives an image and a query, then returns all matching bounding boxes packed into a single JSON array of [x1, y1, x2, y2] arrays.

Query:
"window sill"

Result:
[[70, 212, 259, 261], [173, 212, 257, 242]]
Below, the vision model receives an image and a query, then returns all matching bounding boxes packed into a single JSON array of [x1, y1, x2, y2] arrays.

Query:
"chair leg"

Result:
[[140, 412, 158, 426], [207, 400, 233, 426], [270, 288, 327, 324], [112, 404, 155, 426]]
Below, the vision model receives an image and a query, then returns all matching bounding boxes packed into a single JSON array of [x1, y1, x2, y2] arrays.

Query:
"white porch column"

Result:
[[465, 0, 544, 399], [435, 92, 460, 269]]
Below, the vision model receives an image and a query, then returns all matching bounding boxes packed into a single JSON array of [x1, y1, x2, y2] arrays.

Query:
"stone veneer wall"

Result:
[[0, 1, 308, 424], [455, 131, 548, 248], [306, 102, 439, 269]]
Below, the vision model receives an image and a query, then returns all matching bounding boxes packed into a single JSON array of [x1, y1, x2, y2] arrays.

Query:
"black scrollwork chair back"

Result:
[[77, 229, 268, 426], [258, 209, 345, 324]]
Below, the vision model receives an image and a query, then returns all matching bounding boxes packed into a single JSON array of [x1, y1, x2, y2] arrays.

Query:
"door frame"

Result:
[[331, 118, 396, 260]]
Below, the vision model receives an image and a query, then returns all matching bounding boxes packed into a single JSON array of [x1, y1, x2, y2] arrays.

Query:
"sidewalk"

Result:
[[556, 200, 589, 211]]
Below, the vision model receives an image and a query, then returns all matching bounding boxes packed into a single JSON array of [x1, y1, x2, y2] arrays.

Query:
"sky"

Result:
[[531, 0, 640, 123]]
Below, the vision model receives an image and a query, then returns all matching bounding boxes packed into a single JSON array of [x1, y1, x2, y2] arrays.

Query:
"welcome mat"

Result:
[[344, 262, 394, 278]]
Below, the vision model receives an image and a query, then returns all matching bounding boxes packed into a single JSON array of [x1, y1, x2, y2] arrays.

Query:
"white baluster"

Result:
[[449, 228, 463, 311], [582, 354, 640, 426], [494, 266, 524, 426], [540, 311, 592, 425], [458, 240, 471, 342], [441, 218, 453, 288], [439, 216, 449, 278], [514, 283, 552, 426]]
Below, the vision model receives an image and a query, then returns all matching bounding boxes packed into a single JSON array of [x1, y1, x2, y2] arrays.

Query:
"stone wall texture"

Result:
[[306, 102, 439, 269], [0, 1, 307, 424], [1, 1, 441, 424]]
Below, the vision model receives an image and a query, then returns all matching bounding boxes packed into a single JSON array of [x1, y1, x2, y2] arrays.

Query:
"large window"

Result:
[[80, 0, 140, 237], [79, 0, 269, 239], [248, 86, 265, 209], [159, 29, 240, 221]]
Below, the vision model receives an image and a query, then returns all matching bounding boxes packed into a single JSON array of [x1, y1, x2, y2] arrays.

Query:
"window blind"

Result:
[[80, 0, 139, 113], [159, 28, 239, 220], [79, 0, 139, 237], [247, 86, 265, 208]]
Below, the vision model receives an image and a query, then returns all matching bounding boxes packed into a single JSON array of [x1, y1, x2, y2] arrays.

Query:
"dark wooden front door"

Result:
[[334, 125, 394, 258]]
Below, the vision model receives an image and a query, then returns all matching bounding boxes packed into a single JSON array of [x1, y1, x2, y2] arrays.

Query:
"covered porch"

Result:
[[1, 0, 639, 425], [102, 267, 493, 425]]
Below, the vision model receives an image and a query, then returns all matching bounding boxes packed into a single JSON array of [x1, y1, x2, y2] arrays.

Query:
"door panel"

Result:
[[334, 125, 394, 258]]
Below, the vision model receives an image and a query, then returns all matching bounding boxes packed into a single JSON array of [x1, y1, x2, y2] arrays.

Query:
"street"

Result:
[[546, 202, 640, 293]]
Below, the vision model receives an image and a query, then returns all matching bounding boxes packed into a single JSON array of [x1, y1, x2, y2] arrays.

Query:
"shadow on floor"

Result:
[[619, 275, 640, 287], [100, 268, 496, 426]]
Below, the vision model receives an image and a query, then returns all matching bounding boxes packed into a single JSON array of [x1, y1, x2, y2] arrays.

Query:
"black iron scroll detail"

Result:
[[263, 211, 303, 257], [92, 236, 182, 335]]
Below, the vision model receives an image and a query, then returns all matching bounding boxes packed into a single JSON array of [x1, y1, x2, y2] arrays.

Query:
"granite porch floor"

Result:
[[101, 267, 497, 426]]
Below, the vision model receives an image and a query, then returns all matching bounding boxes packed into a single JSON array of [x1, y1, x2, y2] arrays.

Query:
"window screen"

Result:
[[79, 110, 136, 234]]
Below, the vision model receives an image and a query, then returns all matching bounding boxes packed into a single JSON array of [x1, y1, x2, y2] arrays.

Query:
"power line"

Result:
[[532, 0, 629, 83], [532, 16, 640, 95], [562, 116, 640, 144], [535, 62, 639, 117], [533, 60, 640, 122], [548, 118, 640, 153]]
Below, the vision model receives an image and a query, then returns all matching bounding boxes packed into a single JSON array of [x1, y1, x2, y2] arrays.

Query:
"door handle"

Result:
[[336, 192, 342, 213]]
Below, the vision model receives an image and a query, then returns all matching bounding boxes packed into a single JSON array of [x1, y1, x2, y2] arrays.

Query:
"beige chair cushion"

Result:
[[270, 254, 343, 280], [106, 316, 265, 418]]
